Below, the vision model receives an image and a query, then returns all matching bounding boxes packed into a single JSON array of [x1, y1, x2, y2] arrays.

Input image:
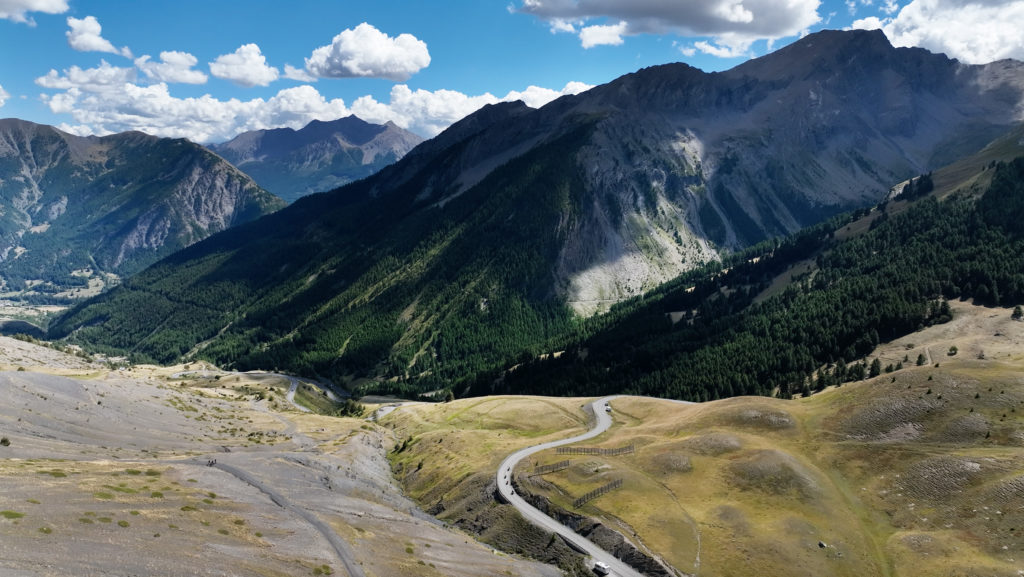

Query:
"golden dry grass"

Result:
[[383, 396, 588, 503], [389, 302, 1024, 577]]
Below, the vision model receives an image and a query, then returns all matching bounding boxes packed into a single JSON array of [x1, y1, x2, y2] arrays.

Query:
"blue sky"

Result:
[[2, 0, 1022, 142]]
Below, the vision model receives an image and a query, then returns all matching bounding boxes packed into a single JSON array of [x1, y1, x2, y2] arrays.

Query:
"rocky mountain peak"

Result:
[[301, 116, 388, 146], [211, 115, 423, 203], [50, 30, 1024, 383]]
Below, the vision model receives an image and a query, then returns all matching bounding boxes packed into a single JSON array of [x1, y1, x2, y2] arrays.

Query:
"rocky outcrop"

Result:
[[518, 486, 674, 577], [353, 29, 1024, 313], [0, 118, 284, 291]]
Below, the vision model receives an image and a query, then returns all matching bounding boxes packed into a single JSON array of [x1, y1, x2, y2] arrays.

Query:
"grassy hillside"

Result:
[[385, 301, 1024, 576], [383, 396, 594, 575]]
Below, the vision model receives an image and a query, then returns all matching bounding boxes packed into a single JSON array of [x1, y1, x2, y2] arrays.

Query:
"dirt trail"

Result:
[[212, 461, 365, 577]]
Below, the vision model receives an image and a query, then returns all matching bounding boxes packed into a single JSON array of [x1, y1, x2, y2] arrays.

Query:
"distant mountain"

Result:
[[210, 116, 423, 203], [0, 119, 285, 296], [51, 30, 1024, 391]]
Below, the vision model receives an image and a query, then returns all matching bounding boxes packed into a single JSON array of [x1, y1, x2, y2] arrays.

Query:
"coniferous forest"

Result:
[[494, 159, 1024, 401], [51, 157, 1024, 402]]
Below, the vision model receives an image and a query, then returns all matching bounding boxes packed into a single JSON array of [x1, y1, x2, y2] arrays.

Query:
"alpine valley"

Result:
[[48, 30, 1024, 398], [4, 21, 1024, 577]]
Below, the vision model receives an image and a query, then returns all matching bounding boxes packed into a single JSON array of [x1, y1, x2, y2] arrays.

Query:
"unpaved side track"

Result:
[[213, 461, 366, 577]]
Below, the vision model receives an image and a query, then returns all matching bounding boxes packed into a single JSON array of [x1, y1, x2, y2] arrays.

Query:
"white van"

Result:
[[593, 560, 610, 575]]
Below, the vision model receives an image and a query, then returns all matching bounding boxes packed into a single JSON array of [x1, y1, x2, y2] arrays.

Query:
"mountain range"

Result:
[[0, 119, 284, 297], [210, 116, 423, 203], [49, 29, 1024, 393]]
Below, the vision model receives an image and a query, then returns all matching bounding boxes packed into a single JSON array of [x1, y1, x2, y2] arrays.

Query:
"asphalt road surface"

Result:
[[495, 396, 645, 577], [284, 376, 312, 413]]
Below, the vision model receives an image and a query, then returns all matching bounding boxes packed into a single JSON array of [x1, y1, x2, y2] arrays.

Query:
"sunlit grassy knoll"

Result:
[[383, 396, 589, 504], [522, 395, 880, 577], [388, 310, 1024, 577]]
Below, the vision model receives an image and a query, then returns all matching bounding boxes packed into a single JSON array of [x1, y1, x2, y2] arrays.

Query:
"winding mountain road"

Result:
[[496, 396, 645, 577], [284, 376, 312, 413]]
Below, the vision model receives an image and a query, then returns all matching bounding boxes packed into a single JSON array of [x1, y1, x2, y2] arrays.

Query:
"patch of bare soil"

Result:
[[934, 413, 990, 443], [0, 341, 558, 577], [649, 452, 693, 474], [0, 336, 98, 371], [720, 406, 796, 430], [680, 432, 742, 456], [840, 398, 942, 442], [897, 456, 986, 502], [727, 450, 821, 499]]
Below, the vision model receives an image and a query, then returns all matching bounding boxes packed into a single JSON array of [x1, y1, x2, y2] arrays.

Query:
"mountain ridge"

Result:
[[210, 115, 423, 203], [51, 29, 1024, 391], [0, 118, 285, 298]]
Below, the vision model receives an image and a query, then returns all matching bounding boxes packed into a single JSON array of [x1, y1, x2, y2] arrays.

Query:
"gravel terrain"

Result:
[[0, 337, 558, 577]]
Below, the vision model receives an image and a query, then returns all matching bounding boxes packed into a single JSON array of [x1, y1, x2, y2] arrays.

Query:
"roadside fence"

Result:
[[533, 460, 570, 475], [556, 444, 634, 456], [573, 478, 623, 508]]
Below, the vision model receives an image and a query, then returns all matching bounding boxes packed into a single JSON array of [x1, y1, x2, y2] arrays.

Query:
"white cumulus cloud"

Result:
[[36, 60, 136, 92], [352, 80, 593, 136], [0, 0, 68, 24], [303, 22, 431, 81], [518, 0, 821, 57], [0, 83, 9, 108], [209, 43, 280, 87], [579, 21, 628, 48], [694, 39, 750, 58], [66, 15, 131, 57], [852, 0, 1024, 64], [34, 69, 592, 143], [851, 15, 886, 29], [502, 81, 593, 108], [283, 64, 317, 82], [549, 18, 578, 33], [135, 51, 208, 84]]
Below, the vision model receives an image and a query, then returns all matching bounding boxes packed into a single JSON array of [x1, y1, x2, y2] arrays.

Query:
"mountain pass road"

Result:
[[495, 396, 645, 577]]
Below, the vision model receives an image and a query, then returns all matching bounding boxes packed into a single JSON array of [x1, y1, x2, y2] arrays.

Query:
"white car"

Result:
[[593, 561, 610, 575]]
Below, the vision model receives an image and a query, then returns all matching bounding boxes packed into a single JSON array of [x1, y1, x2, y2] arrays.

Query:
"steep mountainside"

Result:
[[210, 116, 422, 203], [355, 29, 1024, 314], [0, 119, 285, 297], [51, 30, 1024, 391], [498, 152, 1024, 401]]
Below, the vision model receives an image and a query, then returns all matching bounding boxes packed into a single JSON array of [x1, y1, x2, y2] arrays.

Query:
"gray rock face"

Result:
[[0, 118, 284, 290], [45, 30, 1024, 376], [370, 29, 1024, 313], [211, 116, 423, 203]]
